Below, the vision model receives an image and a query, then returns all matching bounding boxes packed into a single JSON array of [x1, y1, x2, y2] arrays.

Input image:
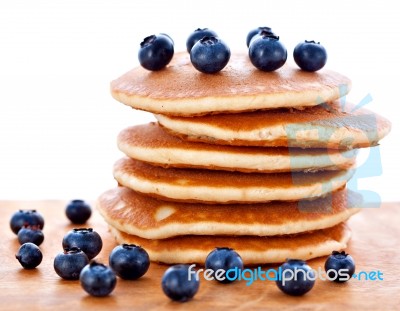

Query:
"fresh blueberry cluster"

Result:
[[160, 247, 356, 301], [9, 203, 152, 298], [247, 26, 327, 72], [275, 253, 355, 296], [137, 27, 327, 74], [11, 210, 45, 269], [56, 228, 103, 279], [138, 28, 231, 74]]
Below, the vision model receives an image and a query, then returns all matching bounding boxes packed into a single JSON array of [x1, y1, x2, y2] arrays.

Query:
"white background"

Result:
[[0, 0, 399, 201]]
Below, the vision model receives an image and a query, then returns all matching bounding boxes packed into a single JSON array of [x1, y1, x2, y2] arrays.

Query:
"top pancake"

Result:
[[111, 52, 351, 116]]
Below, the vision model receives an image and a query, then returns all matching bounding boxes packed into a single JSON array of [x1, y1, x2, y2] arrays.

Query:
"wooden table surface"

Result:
[[0, 200, 399, 310]]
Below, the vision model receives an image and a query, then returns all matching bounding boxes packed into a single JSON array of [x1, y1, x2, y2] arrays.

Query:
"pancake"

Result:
[[109, 223, 352, 264], [156, 101, 391, 149], [118, 123, 357, 173], [111, 52, 351, 116], [97, 187, 361, 239], [113, 157, 355, 203]]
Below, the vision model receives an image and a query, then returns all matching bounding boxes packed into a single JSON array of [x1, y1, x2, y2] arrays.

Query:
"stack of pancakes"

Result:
[[97, 52, 391, 264]]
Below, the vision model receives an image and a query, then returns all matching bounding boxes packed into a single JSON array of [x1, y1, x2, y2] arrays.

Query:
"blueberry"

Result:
[[293, 40, 327, 72], [324, 251, 355, 283], [246, 26, 275, 47], [186, 28, 218, 52], [109, 244, 150, 280], [79, 261, 117, 297], [138, 34, 174, 71], [249, 34, 287, 72], [15, 242, 43, 269], [10, 209, 45, 235], [205, 247, 243, 283], [161, 264, 199, 302], [276, 259, 315, 296], [190, 36, 231, 74], [17, 225, 44, 246], [65, 199, 92, 224], [54, 247, 89, 280], [62, 228, 102, 260]]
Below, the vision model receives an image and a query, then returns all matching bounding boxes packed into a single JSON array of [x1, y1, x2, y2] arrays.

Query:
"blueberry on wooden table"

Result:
[[276, 259, 315, 296], [325, 250, 355, 282], [109, 244, 150, 280], [54, 247, 89, 280], [205, 247, 244, 283], [65, 199, 92, 224], [15, 242, 43, 269], [79, 261, 117, 297], [161, 264, 200, 302], [10, 209, 44, 234], [62, 228, 103, 260]]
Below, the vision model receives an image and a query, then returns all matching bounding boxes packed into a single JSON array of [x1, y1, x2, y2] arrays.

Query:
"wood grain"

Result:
[[0, 200, 399, 310]]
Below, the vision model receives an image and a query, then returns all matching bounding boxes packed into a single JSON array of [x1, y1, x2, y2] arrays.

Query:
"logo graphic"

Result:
[[188, 264, 384, 286], [285, 88, 383, 210]]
